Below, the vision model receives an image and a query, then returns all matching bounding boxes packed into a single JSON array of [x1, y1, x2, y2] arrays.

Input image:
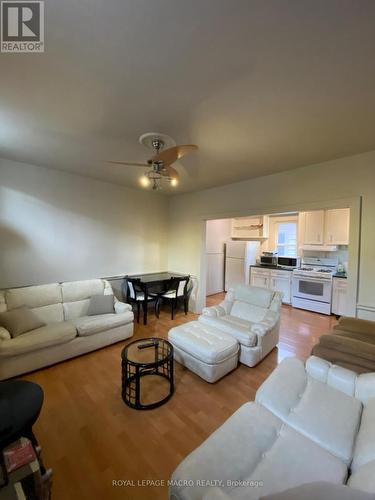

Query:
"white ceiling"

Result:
[[1, 0, 375, 194]]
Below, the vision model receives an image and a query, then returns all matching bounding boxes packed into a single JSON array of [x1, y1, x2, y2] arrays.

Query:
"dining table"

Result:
[[125, 272, 187, 325]]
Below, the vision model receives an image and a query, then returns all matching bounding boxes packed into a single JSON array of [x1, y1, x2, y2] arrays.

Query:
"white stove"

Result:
[[292, 257, 338, 315]]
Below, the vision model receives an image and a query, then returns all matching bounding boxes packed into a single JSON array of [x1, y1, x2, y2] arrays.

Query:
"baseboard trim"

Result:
[[357, 304, 375, 320]]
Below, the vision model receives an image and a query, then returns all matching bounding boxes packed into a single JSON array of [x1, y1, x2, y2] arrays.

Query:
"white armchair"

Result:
[[198, 284, 282, 367]]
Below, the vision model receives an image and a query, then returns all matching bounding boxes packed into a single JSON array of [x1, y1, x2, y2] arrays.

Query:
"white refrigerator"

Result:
[[225, 241, 260, 291]]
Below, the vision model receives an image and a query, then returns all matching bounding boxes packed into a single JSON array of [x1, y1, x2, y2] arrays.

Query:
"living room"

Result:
[[1, 1, 375, 500]]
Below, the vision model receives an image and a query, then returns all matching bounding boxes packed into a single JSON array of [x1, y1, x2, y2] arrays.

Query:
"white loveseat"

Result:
[[199, 285, 282, 367], [170, 356, 375, 500], [0, 279, 134, 380]]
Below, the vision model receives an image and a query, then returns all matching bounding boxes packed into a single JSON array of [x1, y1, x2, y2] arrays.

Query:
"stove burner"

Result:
[[300, 267, 313, 271], [317, 269, 332, 273]]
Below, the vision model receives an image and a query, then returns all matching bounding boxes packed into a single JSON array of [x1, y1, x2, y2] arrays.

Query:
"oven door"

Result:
[[292, 276, 332, 303]]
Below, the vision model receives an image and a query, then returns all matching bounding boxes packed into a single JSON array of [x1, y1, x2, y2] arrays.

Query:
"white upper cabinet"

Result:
[[302, 210, 325, 244], [324, 208, 350, 245], [299, 209, 350, 246], [231, 216, 269, 239]]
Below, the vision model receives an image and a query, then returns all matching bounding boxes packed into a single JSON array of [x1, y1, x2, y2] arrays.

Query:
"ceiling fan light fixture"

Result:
[[170, 178, 178, 187], [140, 175, 151, 188]]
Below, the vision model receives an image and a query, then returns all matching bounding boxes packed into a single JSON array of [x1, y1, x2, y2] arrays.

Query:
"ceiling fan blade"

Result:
[[107, 161, 149, 167], [152, 144, 198, 165], [164, 165, 179, 180]]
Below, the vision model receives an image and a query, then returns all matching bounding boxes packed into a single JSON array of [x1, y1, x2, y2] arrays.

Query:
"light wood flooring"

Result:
[[22, 294, 337, 500]]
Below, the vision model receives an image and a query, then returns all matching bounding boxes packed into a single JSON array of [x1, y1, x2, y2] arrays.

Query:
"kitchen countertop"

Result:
[[251, 264, 348, 278], [250, 264, 292, 271]]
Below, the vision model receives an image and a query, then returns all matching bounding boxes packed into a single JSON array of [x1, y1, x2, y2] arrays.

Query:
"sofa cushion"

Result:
[[63, 300, 90, 321], [198, 315, 257, 347], [87, 294, 114, 316], [286, 378, 362, 465], [230, 301, 267, 323], [171, 402, 347, 500], [31, 303, 64, 324], [234, 285, 274, 309], [246, 424, 347, 499], [5, 283, 62, 310], [170, 402, 283, 500], [72, 311, 133, 337], [0, 307, 45, 338], [0, 322, 76, 357], [256, 357, 362, 465], [168, 321, 239, 364], [61, 279, 105, 302], [259, 482, 375, 500], [256, 357, 308, 420]]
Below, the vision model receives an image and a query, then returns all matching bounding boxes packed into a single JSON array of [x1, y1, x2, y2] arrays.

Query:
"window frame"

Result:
[[274, 220, 298, 257]]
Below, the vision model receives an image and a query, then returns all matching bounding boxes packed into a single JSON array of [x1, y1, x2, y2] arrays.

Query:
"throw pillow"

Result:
[[0, 307, 45, 338], [87, 295, 114, 316]]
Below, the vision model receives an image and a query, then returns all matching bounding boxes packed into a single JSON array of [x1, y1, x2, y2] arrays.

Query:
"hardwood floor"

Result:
[[22, 295, 337, 500]]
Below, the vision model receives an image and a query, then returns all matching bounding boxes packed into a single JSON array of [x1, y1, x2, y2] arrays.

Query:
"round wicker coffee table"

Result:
[[121, 337, 174, 410]]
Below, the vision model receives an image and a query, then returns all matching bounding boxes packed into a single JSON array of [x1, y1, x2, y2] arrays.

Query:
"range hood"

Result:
[[300, 245, 338, 252]]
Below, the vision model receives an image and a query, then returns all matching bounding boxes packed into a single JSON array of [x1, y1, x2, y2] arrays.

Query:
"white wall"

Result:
[[167, 150, 375, 318], [0, 159, 168, 288]]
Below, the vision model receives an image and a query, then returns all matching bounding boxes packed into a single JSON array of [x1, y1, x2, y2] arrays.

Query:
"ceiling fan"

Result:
[[108, 132, 198, 190]]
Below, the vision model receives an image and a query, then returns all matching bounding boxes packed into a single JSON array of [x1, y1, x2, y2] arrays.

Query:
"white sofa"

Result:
[[0, 279, 134, 380], [170, 356, 375, 500], [199, 285, 282, 367]]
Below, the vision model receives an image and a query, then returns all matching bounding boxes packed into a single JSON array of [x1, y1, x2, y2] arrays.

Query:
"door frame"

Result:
[[200, 196, 360, 316]]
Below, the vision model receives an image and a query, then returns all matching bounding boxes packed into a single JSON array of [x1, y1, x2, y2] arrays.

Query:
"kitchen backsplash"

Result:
[[302, 248, 348, 271]]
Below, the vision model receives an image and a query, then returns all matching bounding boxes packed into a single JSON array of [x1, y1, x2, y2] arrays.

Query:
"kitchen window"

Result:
[[276, 222, 297, 256]]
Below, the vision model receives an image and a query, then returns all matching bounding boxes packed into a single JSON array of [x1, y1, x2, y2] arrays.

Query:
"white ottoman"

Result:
[[168, 321, 239, 383]]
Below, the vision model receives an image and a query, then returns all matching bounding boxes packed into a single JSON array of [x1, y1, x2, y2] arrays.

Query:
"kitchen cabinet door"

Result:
[[325, 209, 350, 245], [303, 210, 325, 244], [332, 278, 348, 316], [270, 271, 292, 304], [250, 268, 270, 289]]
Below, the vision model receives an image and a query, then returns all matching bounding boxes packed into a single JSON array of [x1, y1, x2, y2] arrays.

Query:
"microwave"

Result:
[[277, 256, 301, 269], [259, 255, 278, 266]]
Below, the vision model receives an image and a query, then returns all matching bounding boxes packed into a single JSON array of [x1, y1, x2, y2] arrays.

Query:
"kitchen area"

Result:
[[205, 208, 350, 316]]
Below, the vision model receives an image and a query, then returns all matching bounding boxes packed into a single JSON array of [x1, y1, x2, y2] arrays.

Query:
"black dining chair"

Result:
[[123, 277, 158, 325], [156, 276, 190, 320]]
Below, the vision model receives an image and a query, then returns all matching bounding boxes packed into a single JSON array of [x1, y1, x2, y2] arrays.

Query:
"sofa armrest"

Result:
[[201, 304, 228, 318], [0, 327, 11, 341], [250, 310, 279, 336], [202, 300, 233, 318], [114, 300, 132, 314], [270, 292, 283, 312], [335, 317, 375, 336]]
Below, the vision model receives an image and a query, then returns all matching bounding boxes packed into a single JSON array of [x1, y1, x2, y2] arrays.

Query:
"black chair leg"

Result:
[[155, 298, 160, 318], [136, 302, 140, 323], [171, 299, 175, 320], [184, 298, 188, 315], [143, 301, 147, 325]]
